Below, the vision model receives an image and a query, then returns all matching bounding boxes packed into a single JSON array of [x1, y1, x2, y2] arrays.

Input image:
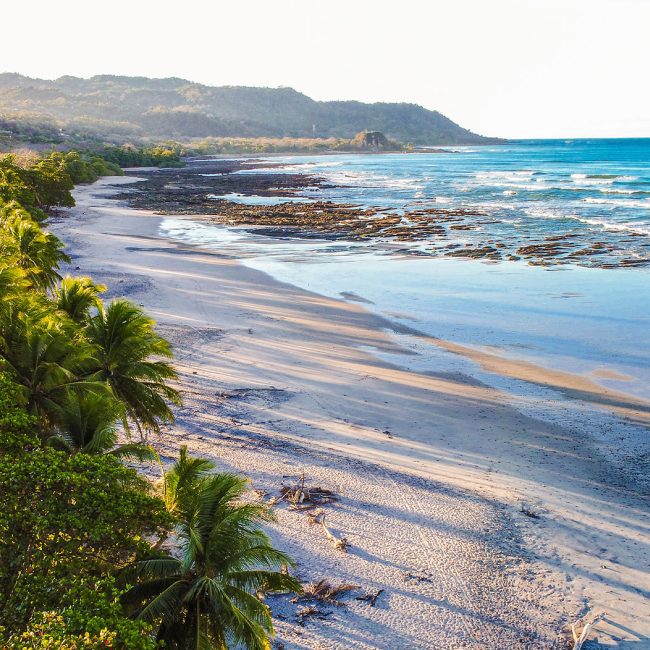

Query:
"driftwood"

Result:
[[279, 473, 337, 507], [292, 579, 359, 606], [571, 613, 605, 649], [356, 589, 384, 607], [307, 510, 349, 551], [320, 513, 349, 551], [289, 503, 320, 512], [306, 510, 323, 526]]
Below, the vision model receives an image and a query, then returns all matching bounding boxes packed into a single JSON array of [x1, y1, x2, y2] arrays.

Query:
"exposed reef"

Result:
[[114, 158, 650, 269]]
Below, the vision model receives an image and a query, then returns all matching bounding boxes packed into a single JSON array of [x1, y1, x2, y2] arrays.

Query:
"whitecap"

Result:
[[522, 207, 650, 235], [524, 207, 579, 222], [475, 170, 536, 183], [207, 193, 311, 205], [577, 178, 616, 186], [583, 197, 650, 208], [573, 216, 650, 236], [571, 173, 638, 186], [599, 188, 640, 195], [320, 168, 423, 191]]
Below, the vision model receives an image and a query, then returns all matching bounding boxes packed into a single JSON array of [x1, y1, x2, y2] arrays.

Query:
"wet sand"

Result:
[[50, 176, 650, 648]]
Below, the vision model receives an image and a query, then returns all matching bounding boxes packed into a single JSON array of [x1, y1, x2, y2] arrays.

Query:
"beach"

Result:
[[50, 175, 650, 648]]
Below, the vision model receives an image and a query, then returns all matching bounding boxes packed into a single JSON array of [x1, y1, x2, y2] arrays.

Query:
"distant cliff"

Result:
[[0, 73, 502, 145]]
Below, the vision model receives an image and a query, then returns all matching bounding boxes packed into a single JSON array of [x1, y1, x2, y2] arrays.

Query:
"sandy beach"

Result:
[[50, 176, 650, 649]]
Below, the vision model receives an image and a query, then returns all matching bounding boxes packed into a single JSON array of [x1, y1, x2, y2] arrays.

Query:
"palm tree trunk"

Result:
[[195, 600, 200, 650]]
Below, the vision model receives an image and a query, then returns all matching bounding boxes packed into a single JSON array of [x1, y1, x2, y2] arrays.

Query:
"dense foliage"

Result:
[[0, 150, 298, 647], [0, 73, 500, 145], [0, 150, 123, 217], [98, 144, 184, 168], [0, 378, 169, 646], [185, 133, 403, 154], [0, 114, 68, 145]]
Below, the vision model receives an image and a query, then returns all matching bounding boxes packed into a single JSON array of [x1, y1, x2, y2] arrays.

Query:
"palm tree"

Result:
[[0, 265, 30, 313], [47, 389, 158, 461], [124, 447, 301, 649], [85, 299, 181, 439], [56, 275, 106, 323], [0, 305, 98, 430], [0, 207, 69, 291]]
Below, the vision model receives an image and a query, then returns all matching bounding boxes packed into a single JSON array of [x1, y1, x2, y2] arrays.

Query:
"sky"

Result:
[[2, 0, 649, 138]]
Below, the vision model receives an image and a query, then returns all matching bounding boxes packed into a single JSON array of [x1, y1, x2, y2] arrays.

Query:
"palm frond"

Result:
[[85, 298, 181, 436], [56, 275, 106, 323], [226, 569, 301, 595], [123, 556, 183, 582], [110, 442, 160, 463], [164, 445, 215, 513], [135, 580, 189, 624], [132, 449, 300, 649]]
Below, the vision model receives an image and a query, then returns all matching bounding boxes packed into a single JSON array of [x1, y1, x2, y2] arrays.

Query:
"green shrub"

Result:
[[1, 577, 158, 649], [0, 373, 171, 638]]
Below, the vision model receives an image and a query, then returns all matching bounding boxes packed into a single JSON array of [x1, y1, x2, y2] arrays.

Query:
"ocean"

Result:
[[160, 139, 650, 407]]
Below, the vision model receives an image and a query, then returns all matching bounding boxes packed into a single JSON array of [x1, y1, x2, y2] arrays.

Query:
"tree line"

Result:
[[0, 73, 499, 144], [0, 149, 299, 648], [184, 135, 405, 155]]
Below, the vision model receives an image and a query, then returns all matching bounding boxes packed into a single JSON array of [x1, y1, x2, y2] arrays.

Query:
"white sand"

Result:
[[51, 177, 650, 648]]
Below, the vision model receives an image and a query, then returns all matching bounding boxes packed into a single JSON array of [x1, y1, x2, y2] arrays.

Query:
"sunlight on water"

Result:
[[160, 140, 650, 401]]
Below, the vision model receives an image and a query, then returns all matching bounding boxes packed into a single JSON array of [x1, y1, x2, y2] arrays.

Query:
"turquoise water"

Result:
[[160, 140, 650, 401], [242, 139, 650, 266]]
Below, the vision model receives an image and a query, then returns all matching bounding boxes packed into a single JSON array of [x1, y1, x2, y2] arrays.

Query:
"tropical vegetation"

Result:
[[124, 447, 301, 648], [0, 73, 499, 145], [0, 149, 299, 647]]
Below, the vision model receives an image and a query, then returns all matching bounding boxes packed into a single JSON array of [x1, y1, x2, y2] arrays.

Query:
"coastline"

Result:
[[50, 176, 650, 648], [180, 147, 465, 160]]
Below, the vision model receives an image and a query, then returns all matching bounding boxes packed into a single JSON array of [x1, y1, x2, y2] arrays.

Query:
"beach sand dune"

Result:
[[51, 177, 650, 648]]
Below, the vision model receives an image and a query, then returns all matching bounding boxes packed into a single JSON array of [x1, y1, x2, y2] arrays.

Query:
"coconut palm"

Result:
[[0, 265, 29, 305], [162, 445, 216, 515], [47, 389, 158, 461], [0, 207, 69, 291], [56, 275, 106, 323], [124, 447, 301, 649], [85, 299, 181, 439], [0, 305, 98, 429]]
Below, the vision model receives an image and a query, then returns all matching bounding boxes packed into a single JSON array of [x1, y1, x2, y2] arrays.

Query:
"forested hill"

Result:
[[0, 73, 500, 145]]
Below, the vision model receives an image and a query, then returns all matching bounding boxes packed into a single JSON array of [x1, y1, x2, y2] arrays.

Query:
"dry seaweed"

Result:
[[296, 605, 332, 623], [292, 579, 359, 605]]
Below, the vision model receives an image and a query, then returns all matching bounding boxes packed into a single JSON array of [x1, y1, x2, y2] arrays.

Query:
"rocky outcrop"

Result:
[[351, 131, 394, 150]]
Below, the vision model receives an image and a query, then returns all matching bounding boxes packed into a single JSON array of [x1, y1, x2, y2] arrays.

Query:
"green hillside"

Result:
[[0, 73, 501, 145]]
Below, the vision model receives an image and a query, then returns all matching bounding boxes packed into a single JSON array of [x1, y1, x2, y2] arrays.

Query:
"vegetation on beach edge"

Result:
[[0, 148, 300, 648]]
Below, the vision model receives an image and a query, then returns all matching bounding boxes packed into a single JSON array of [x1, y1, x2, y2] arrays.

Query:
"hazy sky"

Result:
[[3, 0, 649, 138]]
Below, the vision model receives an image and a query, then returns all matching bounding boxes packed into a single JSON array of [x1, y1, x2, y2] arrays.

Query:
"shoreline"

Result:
[[50, 177, 650, 648], [158, 212, 650, 464], [114, 153, 650, 276], [182, 149, 451, 160]]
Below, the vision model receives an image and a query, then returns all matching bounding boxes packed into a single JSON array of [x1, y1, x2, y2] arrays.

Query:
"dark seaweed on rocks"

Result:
[[113, 159, 650, 269]]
